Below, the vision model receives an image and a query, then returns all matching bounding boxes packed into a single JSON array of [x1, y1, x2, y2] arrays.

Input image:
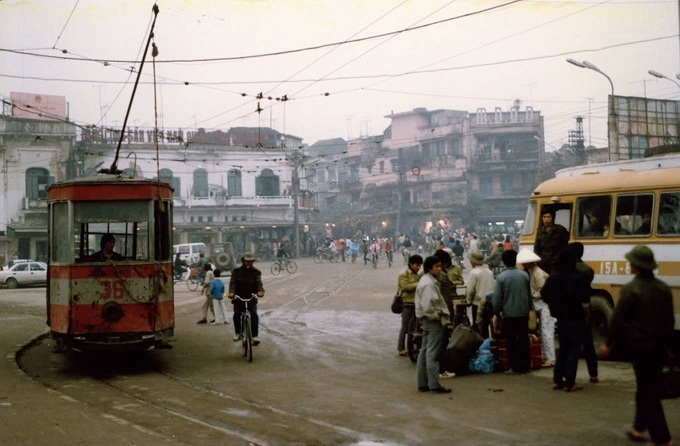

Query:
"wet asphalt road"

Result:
[[1, 256, 678, 445]]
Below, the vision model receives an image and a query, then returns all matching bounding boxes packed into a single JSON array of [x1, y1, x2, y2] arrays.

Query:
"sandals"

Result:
[[565, 384, 584, 393], [398, 350, 409, 357], [626, 428, 646, 443]]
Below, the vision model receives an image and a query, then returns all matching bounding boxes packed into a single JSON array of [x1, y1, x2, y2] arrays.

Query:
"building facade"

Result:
[[0, 114, 315, 262], [306, 106, 545, 237]]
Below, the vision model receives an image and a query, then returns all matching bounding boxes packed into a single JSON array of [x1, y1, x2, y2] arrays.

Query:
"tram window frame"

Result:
[[613, 193, 654, 237], [73, 200, 150, 262], [574, 195, 611, 238], [658, 191, 680, 236], [51, 202, 71, 263]]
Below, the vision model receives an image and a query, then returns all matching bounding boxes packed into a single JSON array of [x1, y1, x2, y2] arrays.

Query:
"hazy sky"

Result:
[[1, 0, 677, 150]]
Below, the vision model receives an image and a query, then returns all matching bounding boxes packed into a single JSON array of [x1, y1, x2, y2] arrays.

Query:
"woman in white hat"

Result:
[[516, 248, 555, 367]]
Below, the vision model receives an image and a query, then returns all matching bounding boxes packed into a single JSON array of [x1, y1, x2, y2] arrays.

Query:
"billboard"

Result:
[[612, 95, 680, 160], [10, 92, 66, 121]]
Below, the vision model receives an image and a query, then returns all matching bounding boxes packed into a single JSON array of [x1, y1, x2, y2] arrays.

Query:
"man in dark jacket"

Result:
[[600, 246, 674, 445], [228, 252, 265, 345], [492, 250, 532, 374], [534, 210, 569, 273], [542, 249, 590, 392]]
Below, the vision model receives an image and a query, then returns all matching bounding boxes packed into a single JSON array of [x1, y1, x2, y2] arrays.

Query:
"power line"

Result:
[[0, 0, 524, 65]]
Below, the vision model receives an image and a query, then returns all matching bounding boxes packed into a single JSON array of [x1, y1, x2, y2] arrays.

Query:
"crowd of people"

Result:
[[394, 210, 674, 446]]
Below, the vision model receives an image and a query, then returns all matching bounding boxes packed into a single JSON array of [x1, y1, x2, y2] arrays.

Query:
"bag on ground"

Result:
[[441, 324, 484, 375]]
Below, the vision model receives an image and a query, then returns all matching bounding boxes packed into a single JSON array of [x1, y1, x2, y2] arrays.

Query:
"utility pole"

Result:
[[396, 148, 404, 237], [289, 147, 304, 258]]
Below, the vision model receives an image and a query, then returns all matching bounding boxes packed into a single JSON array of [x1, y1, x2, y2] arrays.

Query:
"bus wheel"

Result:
[[590, 295, 614, 347]]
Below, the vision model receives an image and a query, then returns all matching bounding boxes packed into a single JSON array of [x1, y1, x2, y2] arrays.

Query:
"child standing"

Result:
[[210, 269, 229, 325]]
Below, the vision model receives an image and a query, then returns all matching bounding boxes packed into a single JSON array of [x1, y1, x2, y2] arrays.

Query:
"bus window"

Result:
[[658, 191, 680, 235], [614, 193, 654, 237], [575, 196, 611, 238], [521, 201, 537, 236]]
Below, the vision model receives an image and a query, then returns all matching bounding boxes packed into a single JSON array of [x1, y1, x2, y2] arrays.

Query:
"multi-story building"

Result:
[[0, 111, 315, 262], [306, 106, 545, 237]]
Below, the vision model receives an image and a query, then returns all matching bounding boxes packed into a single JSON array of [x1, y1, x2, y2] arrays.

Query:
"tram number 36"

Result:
[[99, 280, 126, 300], [598, 261, 631, 276]]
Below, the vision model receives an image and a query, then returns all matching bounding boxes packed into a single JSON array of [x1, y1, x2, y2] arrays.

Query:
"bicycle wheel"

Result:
[[271, 262, 282, 275], [186, 276, 199, 291], [286, 260, 297, 274], [407, 316, 421, 363], [243, 315, 253, 362], [313, 253, 323, 263]]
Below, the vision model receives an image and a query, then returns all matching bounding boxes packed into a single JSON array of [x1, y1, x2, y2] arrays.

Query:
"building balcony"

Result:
[[174, 195, 317, 209]]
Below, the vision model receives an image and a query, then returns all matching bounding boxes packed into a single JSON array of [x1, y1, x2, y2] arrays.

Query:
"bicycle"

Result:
[[186, 267, 201, 291], [271, 257, 297, 275], [406, 313, 422, 363], [232, 294, 258, 362]]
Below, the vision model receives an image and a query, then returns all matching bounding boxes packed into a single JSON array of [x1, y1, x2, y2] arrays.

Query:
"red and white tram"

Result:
[[46, 175, 174, 351]]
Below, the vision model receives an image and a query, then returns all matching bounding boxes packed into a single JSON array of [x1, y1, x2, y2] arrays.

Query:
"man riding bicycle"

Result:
[[228, 252, 265, 345]]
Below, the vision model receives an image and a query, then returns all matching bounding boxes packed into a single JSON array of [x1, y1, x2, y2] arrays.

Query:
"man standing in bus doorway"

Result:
[[599, 246, 674, 446], [228, 252, 265, 345], [534, 210, 569, 274]]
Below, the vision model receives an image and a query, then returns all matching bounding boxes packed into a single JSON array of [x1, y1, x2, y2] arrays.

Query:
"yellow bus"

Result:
[[519, 154, 680, 345]]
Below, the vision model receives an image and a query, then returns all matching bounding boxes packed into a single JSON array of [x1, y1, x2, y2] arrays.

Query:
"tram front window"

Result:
[[74, 200, 150, 262]]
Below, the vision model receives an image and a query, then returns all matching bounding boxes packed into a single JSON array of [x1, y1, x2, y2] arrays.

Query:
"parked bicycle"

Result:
[[271, 257, 297, 275], [232, 294, 258, 362], [406, 313, 422, 363]]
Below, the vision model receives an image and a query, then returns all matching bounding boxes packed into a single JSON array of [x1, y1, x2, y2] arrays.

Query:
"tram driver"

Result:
[[88, 233, 125, 261]]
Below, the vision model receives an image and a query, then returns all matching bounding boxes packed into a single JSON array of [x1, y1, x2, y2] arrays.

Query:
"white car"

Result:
[[0, 261, 47, 288]]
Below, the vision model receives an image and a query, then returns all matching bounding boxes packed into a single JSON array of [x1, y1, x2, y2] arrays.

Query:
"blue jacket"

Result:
[[209, 278, 225, 300]]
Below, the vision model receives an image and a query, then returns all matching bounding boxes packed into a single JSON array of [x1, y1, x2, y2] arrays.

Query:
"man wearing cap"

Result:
[[534, 210, 569, 273], [466, 250, 495, 338], [600, 246, 674, 445], [228, 252, 265, 345]]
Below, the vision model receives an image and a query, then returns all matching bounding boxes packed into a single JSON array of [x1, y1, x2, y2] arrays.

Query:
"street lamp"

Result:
[[566, 59, 617, 161], [648, 69, 680, 90]]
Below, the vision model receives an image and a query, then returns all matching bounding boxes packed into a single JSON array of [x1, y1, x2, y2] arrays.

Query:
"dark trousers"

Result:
[[233, 299, 259, 337], [632, 351, 671, 443], [554, 318, 583, 387], [580, 320, 598, 378], [438, 324, 452, 373], [504, 316, 530, 373]]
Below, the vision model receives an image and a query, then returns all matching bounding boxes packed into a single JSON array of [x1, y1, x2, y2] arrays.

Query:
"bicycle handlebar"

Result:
[[232, 293, 258, 302]]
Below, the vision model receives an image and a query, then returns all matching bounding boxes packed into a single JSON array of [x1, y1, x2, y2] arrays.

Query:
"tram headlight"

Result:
[[101, 301, 124, 322]]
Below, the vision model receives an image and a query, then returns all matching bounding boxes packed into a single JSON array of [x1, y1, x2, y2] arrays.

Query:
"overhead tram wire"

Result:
[[0, 0, 525, 66], [2, 34, 674, 89], [51, 0, 81, 51], [361, 0, 610, 90]]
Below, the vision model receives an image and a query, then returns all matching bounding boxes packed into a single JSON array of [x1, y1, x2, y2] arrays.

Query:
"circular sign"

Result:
[[411, 167, 421, 176]]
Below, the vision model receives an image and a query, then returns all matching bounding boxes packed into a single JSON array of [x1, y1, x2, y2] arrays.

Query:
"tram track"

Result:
[[15, 334, 380, 446], [14, 261, 395, 445]]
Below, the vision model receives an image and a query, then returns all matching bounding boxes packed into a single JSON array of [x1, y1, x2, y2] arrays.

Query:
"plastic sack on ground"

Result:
[[469, 350, 495, 374]]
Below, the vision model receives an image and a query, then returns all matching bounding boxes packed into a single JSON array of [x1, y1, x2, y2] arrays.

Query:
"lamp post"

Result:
[[648, 69, 680, 90], [567, 59, 617, 161]]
